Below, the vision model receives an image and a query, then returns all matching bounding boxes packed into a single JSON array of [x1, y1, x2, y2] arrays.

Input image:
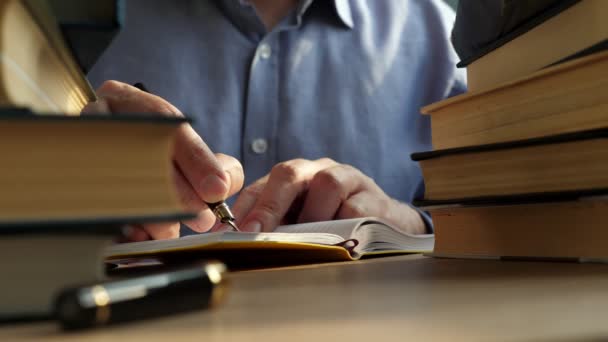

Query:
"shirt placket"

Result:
[[242, 33, 281, 184]]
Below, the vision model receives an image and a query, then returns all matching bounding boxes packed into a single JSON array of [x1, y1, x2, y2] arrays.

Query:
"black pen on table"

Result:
[[133, 82, 240, 231], [54, 261, 229, 330]]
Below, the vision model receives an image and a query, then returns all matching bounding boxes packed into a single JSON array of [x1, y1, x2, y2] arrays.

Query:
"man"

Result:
[[86, 0, 466, 239]]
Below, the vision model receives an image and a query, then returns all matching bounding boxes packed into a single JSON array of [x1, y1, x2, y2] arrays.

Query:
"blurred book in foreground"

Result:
[[0, 0, 96, 114], [0, 111, 194, 225], [0, 224, 123, 320]]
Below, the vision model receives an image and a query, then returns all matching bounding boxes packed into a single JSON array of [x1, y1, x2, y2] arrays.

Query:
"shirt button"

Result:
[[251, 138, 269, 154], [258, 43, 272, 59]]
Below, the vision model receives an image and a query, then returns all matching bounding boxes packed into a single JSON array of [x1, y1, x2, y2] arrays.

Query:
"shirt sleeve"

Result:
[[409, 204, 434, 234]]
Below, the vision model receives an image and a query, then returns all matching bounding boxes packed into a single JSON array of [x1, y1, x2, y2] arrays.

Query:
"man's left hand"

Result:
[[229, 158, 426, 234]]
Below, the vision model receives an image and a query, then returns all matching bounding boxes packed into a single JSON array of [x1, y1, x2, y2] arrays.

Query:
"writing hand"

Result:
[[230, 158, 425, 234], [82, 81, 244, 240]]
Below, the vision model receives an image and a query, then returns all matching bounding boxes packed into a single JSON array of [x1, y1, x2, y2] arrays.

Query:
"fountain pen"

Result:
[[54, 261, 229, 330], [133, 82, 239, 231]]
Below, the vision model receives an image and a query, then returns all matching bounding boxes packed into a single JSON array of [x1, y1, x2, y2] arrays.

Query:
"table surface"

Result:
[[3, 255, 608, 341]]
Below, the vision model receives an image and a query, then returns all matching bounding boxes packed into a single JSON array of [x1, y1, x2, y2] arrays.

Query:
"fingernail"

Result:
[[200, 174, 229, 202], [242, 220, 262, 233]]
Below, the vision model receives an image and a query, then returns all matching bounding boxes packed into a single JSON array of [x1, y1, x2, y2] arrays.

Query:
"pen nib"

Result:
[[225, 220, 240, 232], [208, 201, 239, 232]]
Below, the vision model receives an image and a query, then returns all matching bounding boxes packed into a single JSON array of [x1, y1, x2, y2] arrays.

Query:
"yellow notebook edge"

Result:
[[106, 240, 358, 262]]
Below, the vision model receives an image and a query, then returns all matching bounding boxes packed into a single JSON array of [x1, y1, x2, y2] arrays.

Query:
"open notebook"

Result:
[[106, 218, 434, 269]]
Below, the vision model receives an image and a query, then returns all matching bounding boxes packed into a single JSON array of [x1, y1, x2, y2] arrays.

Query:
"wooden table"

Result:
[[3, 255, 608, 341]]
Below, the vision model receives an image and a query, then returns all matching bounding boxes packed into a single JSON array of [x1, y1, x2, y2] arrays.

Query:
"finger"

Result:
[[214, 153, 244, 197], [239, 158, 337, 232], [129, 227, 151, 242], [178, 154, 243, 232], [97, 80, 233, 204], [120, 225, 152, 243], [81, 98, 111, 115], [297, 164, 369, 223], [96, 80, 183, 116], [281, 192, 306, 225], [142, 221, 181, 240], [172, 130, 231, 204], [173, 164, 217, 232], [231, 175, 269, 228], [209, 222, 236, 233], [335, 191, 389, 220]]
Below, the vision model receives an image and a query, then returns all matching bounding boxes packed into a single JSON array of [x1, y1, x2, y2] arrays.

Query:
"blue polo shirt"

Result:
[[88, 0, 466, 213]]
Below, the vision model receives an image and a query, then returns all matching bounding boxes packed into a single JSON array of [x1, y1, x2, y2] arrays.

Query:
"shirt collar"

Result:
[[215, 0, 354, 35], [294, 0, 354, 30], [332, 0, 354, 29]]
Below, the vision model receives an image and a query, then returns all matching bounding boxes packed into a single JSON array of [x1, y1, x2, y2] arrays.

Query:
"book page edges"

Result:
[[22, 0, 95, 101], [428, 252, 608, 264], [420, 50, 608, 114], [0, 0, 93, 114], [361, 250, 432, 258], [465, 0, 608, 92]]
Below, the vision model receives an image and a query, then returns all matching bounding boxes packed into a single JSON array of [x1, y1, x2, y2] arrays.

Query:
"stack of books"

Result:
[[0, 0, 193, 321], [412, 0, 608, 261]]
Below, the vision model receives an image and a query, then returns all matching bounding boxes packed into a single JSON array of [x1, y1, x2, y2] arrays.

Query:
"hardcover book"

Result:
[[416, 191, 608, 262], [421, 50, 608, 150], [0, 111, 194, 225], [411, 128, 608, 201]]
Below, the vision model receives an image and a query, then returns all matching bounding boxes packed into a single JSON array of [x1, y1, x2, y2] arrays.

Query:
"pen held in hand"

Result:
[[53, 261, 229, 330], [132, 82, 240, 231], [207, 201, 239, 231]]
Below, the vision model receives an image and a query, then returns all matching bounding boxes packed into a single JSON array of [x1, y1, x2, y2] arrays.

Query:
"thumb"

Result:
[[81, 98, 111, 115]]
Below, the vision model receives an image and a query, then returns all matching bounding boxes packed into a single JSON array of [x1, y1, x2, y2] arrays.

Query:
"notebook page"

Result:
[[276, 218, 434, 254], [106, 232, 225, 256], [105, 231, 345, 258], [274, 218, 374, 240]]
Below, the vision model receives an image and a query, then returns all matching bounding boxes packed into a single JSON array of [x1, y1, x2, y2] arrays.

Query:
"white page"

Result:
[[274, 218, 375, 239], [105, 230, 345, 257], [105, 218, 432, 258]]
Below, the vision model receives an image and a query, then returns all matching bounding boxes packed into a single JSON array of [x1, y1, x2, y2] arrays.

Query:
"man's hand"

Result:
[[83, 80, 244, 240], [230, 158, 426, 235]]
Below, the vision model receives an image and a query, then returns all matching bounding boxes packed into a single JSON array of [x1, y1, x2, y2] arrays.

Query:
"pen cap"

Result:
[[54, 261, 228, 330]]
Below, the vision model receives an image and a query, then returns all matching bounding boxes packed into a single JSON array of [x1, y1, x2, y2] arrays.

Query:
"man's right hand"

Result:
[[83, 80, 244, 240]]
